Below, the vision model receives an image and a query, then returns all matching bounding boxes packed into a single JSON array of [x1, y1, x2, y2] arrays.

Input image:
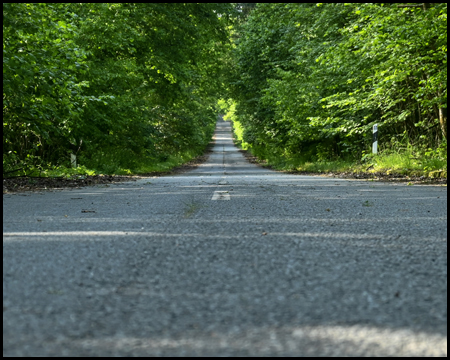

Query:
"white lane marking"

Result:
[[211, 191, 230, 200]]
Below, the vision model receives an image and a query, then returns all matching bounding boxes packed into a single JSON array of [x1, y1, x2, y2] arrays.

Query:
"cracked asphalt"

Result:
[[3, 119, 447, 356]]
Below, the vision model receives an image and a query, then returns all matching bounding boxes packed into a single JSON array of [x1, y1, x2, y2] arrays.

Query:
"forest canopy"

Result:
[[3, 3, 236, 175], [3, 3, 447, 177], [226, 3, 446, 172]]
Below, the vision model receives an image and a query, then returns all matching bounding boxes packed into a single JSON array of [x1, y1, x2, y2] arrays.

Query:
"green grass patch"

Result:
[[358, 142, 447, 177], [3, 146, 210, 179], [132, 149, 205, 175], [366, 152, 447, 177], [240, 141, 447, 179], [287, 159, 355, 174]]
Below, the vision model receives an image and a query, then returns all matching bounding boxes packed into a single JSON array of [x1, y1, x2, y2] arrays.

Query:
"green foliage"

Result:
[[4, 3, 446, 179], [371, 139, 447, 176], [3, 3, 89, 170], [3, 3, 236, 175], [228, 3, 447, 169]]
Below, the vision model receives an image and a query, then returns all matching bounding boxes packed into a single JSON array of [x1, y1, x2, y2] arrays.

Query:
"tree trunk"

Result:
[[439, 107, 447, 139]]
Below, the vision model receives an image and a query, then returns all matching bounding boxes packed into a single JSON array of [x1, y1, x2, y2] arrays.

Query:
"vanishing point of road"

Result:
[[3, 119, 447, 356]]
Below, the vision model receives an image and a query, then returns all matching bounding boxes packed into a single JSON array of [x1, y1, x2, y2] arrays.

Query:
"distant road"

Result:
[[3, 119, 447, 356]]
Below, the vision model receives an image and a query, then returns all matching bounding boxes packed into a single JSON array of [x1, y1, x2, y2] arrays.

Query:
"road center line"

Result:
[[211, 191, 230, 200]]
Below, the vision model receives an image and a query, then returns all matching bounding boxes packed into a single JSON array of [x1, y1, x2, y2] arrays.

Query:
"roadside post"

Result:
[[372, 124, 378, 154], [71, 154, 77, 168]]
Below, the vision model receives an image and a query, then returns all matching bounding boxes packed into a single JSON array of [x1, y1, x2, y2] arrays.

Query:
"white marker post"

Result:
[[372, 124, 378, 154], [70, 154, 77, 168]]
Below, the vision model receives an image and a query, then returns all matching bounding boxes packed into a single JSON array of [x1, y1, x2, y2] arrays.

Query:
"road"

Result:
[[3, 119, 447, 356]]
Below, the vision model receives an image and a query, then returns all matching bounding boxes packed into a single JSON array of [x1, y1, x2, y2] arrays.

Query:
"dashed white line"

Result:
[[211, 191, 230, 200]]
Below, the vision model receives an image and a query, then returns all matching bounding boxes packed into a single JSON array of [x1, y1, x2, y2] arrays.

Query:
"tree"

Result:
[[3, 3, 236, 174], [228, 3, 447, 162]]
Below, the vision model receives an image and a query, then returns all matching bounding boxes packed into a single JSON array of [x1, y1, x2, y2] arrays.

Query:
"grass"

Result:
[[355, 143, 447, 178], [281, 159, 354, 174], [226, 105, 446, 179], [81, 146, 206, 176], [3, 146, 209, 179], [132, 149, 203, 175], [234, 134, 447, 179], [368, 151, 447, 177], [263, 150, 447, 178]]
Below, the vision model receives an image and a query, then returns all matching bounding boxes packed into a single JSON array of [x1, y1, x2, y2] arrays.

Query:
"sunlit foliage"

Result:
[[228, 3, 447, 163], [3, 3, 236, 174]]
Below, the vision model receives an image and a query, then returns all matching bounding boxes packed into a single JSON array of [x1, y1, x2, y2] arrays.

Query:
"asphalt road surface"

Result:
[[3, 119, 447, 356]]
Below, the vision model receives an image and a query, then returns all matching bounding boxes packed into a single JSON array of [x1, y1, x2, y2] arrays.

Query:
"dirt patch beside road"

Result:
[[2, 175, 136, 194]]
